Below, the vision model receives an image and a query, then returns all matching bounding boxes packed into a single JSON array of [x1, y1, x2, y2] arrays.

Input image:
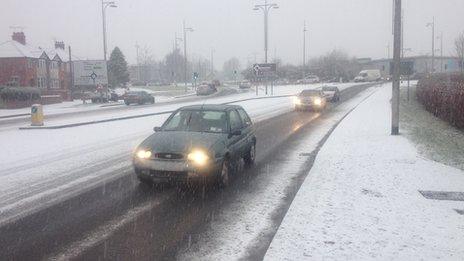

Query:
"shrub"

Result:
[[0, 86, 41, 101], [416, 74, 464, 129]]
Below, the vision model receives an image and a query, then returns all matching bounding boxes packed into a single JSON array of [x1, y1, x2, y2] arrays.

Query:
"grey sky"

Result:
[[2, 0, 463, 68]]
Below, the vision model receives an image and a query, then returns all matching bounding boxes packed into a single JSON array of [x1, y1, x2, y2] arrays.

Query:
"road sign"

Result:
[[73, 60, 108, 86], [253, 63, 277, 76]]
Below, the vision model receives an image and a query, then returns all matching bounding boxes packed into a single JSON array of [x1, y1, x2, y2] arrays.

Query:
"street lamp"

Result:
[[426, 17, 435, 73], [183, 20, 194, 91], [102, 1, 117, 62], [253, 0, 279, 63], [303, 20, 308, 79]]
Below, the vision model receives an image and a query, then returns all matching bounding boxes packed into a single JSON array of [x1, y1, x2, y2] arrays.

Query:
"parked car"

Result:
[[354, 70, 381, 82], [124, 91, 155, 105], [90, 92, 110, 103], [196, 84, 217, 96], [132, 104, 256, 187], [239, 80, 252, 89], [321, 86, 340, 102], [294, 89, 328, 111]]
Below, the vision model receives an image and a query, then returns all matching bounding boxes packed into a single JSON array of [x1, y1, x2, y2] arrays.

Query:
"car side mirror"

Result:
[[153, 126, 162, 132], [229, 129, 242, 137]]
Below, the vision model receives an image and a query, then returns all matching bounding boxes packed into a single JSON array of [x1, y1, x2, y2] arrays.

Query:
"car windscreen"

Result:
[[300, 90, 320, 96], [322, 87, 338, 91], [162, 110, 228, 133]]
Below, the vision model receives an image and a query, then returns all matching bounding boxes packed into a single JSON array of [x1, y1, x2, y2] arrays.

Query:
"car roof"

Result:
[[179, 104, 242, 111]]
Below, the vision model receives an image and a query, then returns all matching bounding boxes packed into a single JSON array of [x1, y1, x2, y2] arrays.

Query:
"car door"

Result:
[[227, 109, 245, 161], [237, 108, 254, 153]]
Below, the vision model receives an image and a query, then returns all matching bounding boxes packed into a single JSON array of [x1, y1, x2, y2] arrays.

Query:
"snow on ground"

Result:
[[0, 82, 360, 225], [0, 82, 357, 119], [265, 83, 464, 260], [176, 85, 381, 261]]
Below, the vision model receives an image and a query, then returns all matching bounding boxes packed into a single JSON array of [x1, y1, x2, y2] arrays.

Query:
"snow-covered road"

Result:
[[0, 82, 363, 225]]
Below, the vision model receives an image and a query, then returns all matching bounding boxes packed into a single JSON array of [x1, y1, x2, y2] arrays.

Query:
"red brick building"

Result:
[[0, 32, 72, 102]]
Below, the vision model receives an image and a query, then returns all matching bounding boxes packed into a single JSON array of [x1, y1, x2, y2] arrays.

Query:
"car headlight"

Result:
[[313, 98, 322, 106], [136, 149, 152, 159], [293, 97, 302, 105], [187, 150, 209, 166]]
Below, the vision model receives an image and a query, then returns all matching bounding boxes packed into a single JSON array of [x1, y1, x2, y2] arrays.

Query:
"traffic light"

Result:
[[193, 72, 199, 80]]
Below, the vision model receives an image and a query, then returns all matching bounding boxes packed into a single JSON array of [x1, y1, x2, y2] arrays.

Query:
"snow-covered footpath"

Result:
[[265, 85, 464, 260]]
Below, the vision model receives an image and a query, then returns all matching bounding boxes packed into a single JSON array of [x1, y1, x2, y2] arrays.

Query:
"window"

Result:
[[229, 110, 242, 131], [237, 109, 252, 127], [163, 110, 228, 133]]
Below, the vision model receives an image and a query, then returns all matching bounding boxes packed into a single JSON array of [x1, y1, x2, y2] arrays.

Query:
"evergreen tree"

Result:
[[108, 47, 130, 87]]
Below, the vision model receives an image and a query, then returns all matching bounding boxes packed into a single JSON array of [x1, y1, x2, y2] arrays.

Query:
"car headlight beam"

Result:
[[293, 97, 302, 105], [313, 98, 322, 106], [187, 150, 209, 166], [136, 149, 152, 159]]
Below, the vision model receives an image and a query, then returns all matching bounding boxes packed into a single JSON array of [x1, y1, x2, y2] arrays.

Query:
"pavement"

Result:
[[265, 83, 464, 260]]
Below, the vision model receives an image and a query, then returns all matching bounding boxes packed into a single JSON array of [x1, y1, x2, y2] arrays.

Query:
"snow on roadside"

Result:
[[176, 86, 381, 261], [0, 82, 359, 120], [265, 83, 464, 260]]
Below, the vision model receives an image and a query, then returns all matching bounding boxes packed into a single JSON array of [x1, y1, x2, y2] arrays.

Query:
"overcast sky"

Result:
[[1, 0, 464, 69]]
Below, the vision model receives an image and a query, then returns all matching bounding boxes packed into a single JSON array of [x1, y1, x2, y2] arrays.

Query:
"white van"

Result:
[[354, 70, 381, 82]]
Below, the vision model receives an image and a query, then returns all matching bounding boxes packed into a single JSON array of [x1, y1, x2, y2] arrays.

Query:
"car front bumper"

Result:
[[133, 158, 222, 183]]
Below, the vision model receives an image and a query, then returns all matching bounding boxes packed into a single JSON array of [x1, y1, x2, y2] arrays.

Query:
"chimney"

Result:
[[12, 32, 26, 45], [55, 41, 65, 50]]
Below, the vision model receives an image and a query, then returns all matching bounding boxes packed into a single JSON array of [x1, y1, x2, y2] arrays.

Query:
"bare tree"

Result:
[[455, 32, 464, 73]]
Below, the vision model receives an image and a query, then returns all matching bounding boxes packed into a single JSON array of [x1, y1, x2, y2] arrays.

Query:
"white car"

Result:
[[354, 70, 381, 82], [297, 75, 320, 84]]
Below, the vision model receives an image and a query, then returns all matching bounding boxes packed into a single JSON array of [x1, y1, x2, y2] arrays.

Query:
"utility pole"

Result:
[[391, 0, 401, 135], [183, 20, 194, 91], [135, 42, 140, 82], [303, 20, 307, 79], [210, 48, 214, 77], [387, 43, 391, 59], [438, 32, 443, 72], [427, 17, 435, 74], [68, 46, 74, 95]]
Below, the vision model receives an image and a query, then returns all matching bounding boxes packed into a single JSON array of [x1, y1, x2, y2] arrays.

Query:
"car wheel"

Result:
[[125, 101, 130, 105], [244, 143, 256, 167], [218, 159, 231, 187]]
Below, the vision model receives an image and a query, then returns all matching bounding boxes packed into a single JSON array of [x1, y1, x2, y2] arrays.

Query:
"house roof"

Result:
[[46, 48, 81, 62], [0, 40, 48, 59]]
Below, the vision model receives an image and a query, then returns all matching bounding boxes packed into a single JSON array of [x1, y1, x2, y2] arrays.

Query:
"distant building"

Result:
[[362, 56, 462, 77], [0, 32, 72, 100]]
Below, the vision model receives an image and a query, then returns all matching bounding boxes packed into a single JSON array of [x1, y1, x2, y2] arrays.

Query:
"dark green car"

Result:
[[133, 104, 256, 186]]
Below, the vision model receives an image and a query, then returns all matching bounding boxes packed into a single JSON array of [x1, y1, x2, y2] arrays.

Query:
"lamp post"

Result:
[[102, 1, 116, 87], [183, 20, 194, 92], [253, 0, 279, 63], [426, 17, 435, 74], [303, 20, 307, 79], [102, 1, 117, 62]]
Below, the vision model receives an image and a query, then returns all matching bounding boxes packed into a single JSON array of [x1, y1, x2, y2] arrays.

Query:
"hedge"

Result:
[[0, 86, 41, 102], [416, 74, 464, 129]]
